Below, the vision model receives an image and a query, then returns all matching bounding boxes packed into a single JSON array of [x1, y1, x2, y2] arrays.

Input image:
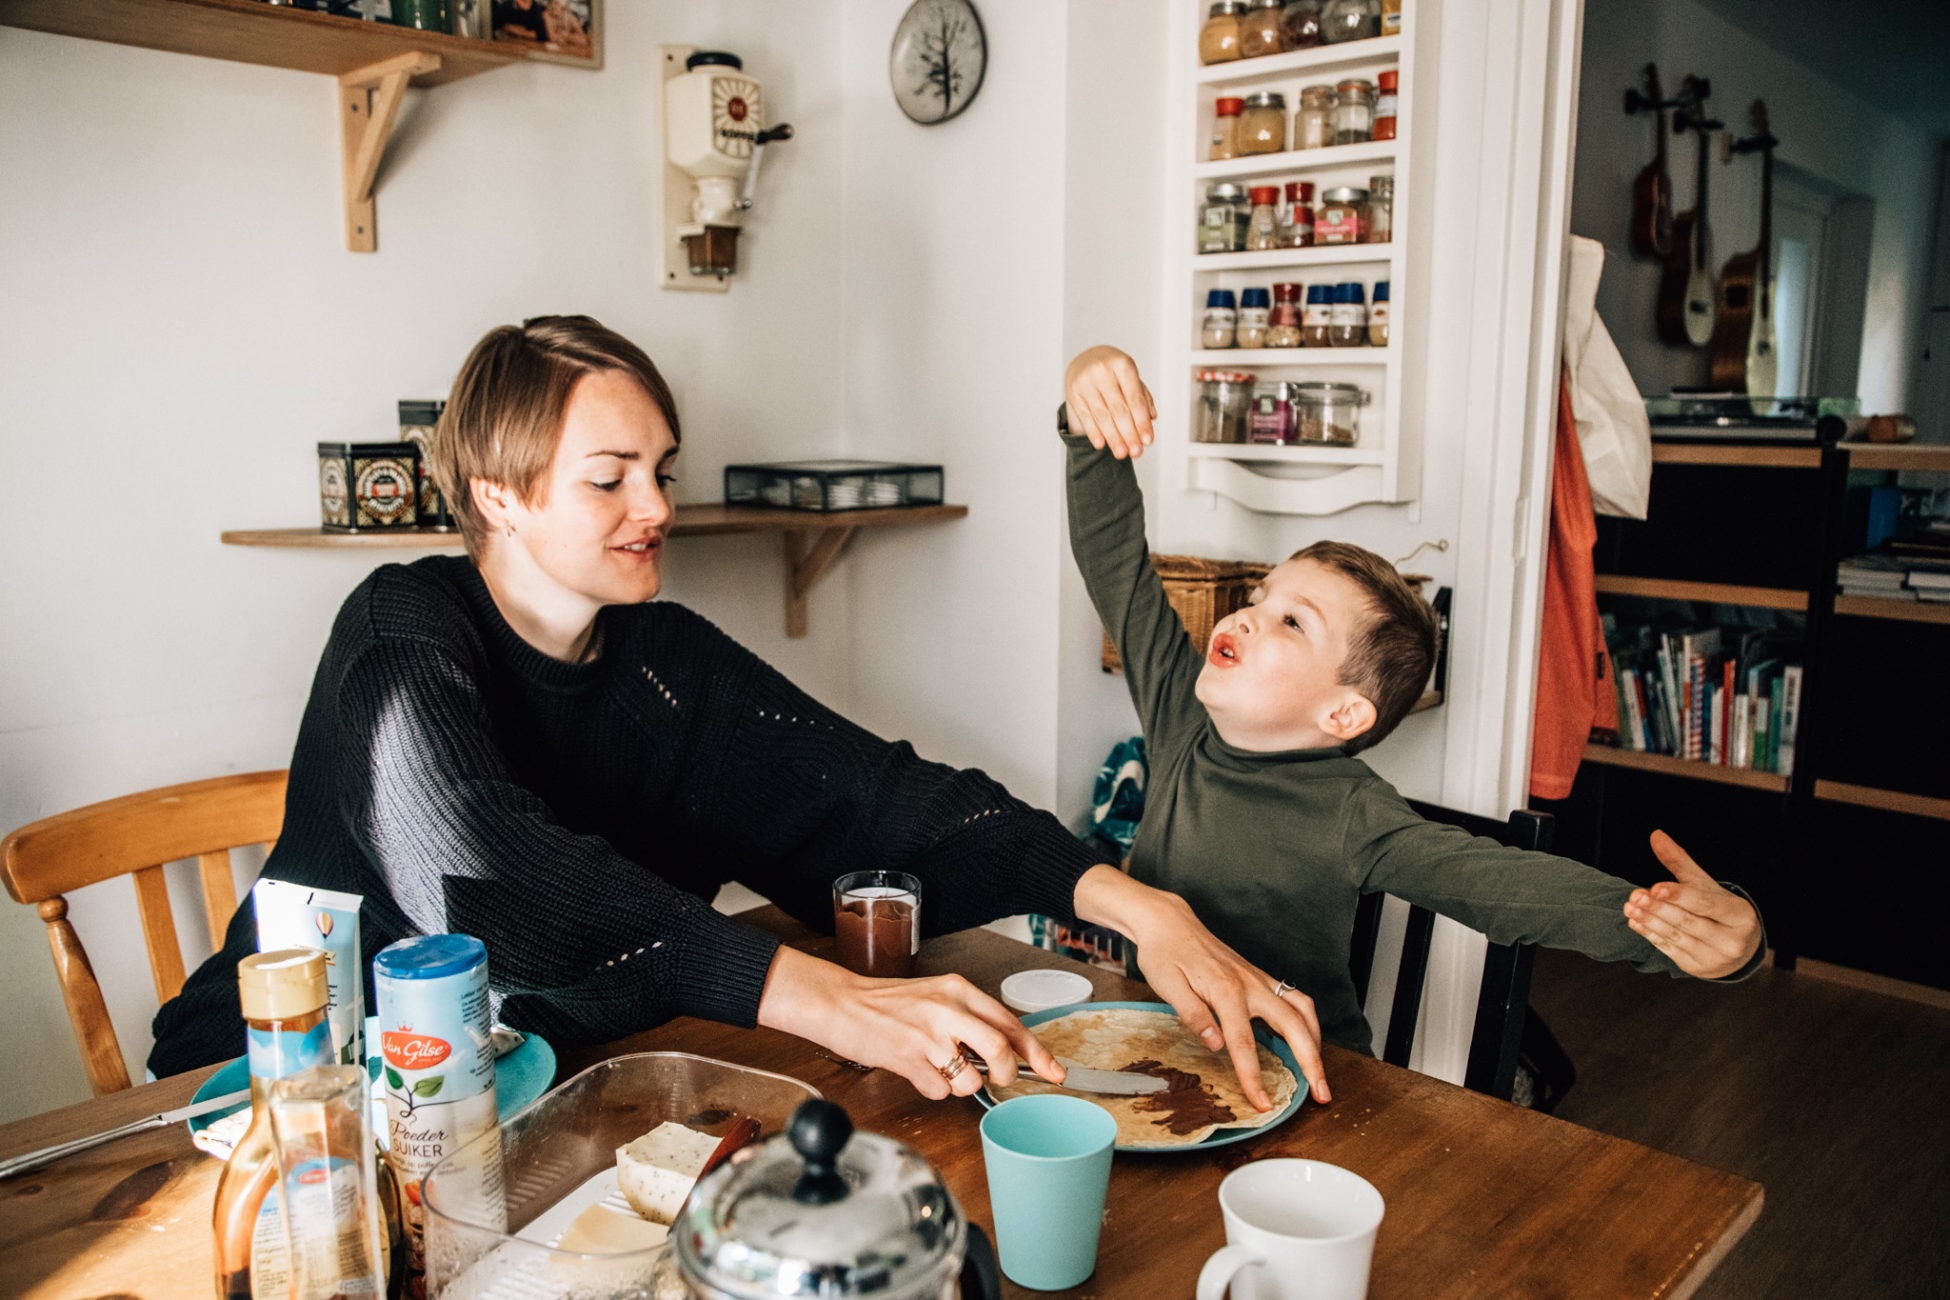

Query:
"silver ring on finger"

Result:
[[1271, 979, 1295, 1001]]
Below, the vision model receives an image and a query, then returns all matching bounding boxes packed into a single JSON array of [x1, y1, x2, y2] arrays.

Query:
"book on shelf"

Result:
[[1595, 614, 1799, 775]]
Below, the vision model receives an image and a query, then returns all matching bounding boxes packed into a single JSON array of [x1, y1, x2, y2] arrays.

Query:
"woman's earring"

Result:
[[505, 523, 516, 537]]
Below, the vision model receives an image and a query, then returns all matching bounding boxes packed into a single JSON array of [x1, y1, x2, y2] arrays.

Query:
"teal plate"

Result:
[[976, 1000, 1306, 1153], [188, 1015, 555, 1156]]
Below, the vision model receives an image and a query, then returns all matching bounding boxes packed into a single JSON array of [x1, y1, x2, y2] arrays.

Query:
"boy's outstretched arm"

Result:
[[1065, 346, 1156, 460], [1624, 831, 1763, 978]]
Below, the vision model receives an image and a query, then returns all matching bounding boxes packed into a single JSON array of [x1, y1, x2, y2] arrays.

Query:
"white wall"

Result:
[[0, 3, 853, 1119], [1569, 0, 1937, 410]]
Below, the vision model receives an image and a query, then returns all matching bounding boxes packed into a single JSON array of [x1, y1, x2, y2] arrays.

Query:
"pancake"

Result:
[[986, 1007, 1299, 1149]]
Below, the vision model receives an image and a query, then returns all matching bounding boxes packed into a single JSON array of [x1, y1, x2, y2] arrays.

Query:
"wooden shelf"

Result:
[[1592, 574, 1809, 611], [1194, 140, 1396, 181], [0, 0, 522, 86], [1814, 780, 1950, 824], [1832, 595, 1950, 626], [1581, 744, 1789, 793], [222, 505, 969, 638], [1843, 444, 1950, 473], [1193, 35, 1402, 87], [1650, 443, 1822, 468]]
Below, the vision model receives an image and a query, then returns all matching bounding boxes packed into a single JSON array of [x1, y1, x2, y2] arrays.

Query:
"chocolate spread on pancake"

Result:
[[1122, 1058, 1237, 1135]]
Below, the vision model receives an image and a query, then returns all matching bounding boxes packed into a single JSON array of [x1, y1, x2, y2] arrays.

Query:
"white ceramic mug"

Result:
[[1196, 1159, 1385, 1300]]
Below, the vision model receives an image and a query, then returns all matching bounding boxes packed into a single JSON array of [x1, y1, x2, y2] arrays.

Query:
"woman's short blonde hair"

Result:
[[430, 315, 680, 558]]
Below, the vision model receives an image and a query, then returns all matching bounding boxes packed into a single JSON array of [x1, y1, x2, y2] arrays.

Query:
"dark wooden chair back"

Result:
[[1349, 802, 1554, 1101]]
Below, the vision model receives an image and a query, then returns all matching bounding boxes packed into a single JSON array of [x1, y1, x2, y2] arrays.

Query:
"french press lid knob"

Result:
[[788, 1099, 852, 1205]]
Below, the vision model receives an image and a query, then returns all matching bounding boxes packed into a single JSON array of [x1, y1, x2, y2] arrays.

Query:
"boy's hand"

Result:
[[1623, 831, 1762, 979], [1065, 346, 1157, 460]]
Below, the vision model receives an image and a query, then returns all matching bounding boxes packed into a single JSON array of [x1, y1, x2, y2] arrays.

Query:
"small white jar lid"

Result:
[[1000, 968, 1095, 1015]]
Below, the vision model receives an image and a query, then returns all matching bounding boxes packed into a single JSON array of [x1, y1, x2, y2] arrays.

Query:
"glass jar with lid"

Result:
[[1301, 284, 1332, 346], [1237, 286, 1273, 347], [1238, 0, 1286, 57], [1238, 92, 1288, 155], [1245, 185, 1283, 250], [1199, 182, 1251, 253], [1198, 371, 1256, 443], [1268, 284, 1303, 347], [1328, 281, 1368, 346], [1282, 181, 1315, 246], [1365, 174, 1394, 243], [1316, 186, 1369, 244], [1250, 381, 1293, 444], [1291, 381, 1369, 444], [1372, 69, 1399, 140], [1199, 0, 1245, 63], [1279, 0, 1323, 49], [1294, 85, 1335, 150], [1209, 97, 1245, 161], [1332, 79, 1375, 144], [1368, 281, 1391, 346], [1202, 289, 1239, 348], [1320, 0, 1380, 43]]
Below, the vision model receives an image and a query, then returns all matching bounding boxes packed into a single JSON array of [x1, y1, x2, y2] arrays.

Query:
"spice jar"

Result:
[[1209, 96, 1245, 161], [1198, 371, 1256, 443], [1320, 0, 1380, 43], [1301, 284, 1332, 346], [1250, 381, 1293, 444], [1268, 284, 1303, 348], [1295, 84, 1335, 150], [1279, 0, 1323, 49], [1199, 0, 1245, 63], [1238, 92, 1288, 155], [1283, 181, 1315, 246], [1317, 186, 1369, 244], [1332, 79, 1375, 144], [1237, 287, 1273, 347], [1239, 0, 1285, 57], [1245, 186, 1282, 250], [1329, 281, 1368, 346], [1381, 0, 1401, 35], [1365, 174, 1394, 243], [1202, 289, 1239, 348], [1292, 381, 1368, 444], [1200, 182, 1251, 253], [1368, 281, 1391, 347], [1373, 70, 1399, 140]]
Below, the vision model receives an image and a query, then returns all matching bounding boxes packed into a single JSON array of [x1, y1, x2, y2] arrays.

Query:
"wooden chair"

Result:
[[0, 770, 287, 1095], [1349, 802, 1555, 1103]]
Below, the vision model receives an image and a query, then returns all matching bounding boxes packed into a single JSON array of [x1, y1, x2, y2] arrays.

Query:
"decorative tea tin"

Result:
[[398, 400, 452, 530], [318, 441, 420, 531]]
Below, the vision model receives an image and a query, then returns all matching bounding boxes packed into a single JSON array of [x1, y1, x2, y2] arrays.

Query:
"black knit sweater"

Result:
[[149, 556, 1097, 1077]]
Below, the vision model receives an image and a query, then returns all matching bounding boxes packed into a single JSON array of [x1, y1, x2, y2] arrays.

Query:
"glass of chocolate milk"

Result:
[[832, 871, 922, 978]]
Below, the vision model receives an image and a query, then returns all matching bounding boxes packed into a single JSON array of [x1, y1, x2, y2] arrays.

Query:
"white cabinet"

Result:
[[1173, 14, 1417, 514]]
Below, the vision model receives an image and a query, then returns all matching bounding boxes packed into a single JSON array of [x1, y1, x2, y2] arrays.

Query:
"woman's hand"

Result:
[[1624, 831, 1764, 979], [1065, 346, 1156, 460], [1073, 866, 1330, 1109], [756, 947, 1064, 1099]]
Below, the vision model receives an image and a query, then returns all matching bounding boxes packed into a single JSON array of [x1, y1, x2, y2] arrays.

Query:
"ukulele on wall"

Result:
[[1656, 76, 1718, 347], [1709, 101, 1779, 400], [1625, 64, 1674, 259]]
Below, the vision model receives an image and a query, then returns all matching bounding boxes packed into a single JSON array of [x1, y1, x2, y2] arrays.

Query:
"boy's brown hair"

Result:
[[1289, 541, 1438, 755], [429, 315, 680, 558]]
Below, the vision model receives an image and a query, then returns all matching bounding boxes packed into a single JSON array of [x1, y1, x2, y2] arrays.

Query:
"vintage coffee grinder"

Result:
[[661, 47, 794, 290]]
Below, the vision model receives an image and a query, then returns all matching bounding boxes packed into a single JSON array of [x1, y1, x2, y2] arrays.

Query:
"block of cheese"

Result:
[[616, 1121, 721, 1224]]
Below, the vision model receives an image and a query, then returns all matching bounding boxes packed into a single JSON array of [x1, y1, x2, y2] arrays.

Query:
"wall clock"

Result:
[[889, 0, 987, 125]]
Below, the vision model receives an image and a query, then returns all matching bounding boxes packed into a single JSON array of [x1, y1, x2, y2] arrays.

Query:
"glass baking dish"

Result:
[[423, 1052, 822, 1299]]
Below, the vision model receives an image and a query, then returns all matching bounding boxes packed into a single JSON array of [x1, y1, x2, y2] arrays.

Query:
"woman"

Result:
[[151, 316, 1328, 1108]]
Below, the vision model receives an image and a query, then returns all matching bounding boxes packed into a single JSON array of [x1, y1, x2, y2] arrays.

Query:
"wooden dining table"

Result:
[[0, 905, 1760, 1299]]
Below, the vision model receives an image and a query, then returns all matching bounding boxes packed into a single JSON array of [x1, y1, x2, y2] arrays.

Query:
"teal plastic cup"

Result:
[[979, 1093, 1118, 1290]]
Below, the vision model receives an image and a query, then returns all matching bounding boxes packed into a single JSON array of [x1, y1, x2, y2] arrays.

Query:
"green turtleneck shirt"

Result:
[[1063, 428, 1762, 1054]]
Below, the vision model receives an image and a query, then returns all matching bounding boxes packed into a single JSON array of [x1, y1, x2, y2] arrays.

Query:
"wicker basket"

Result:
[[1101, 554, 1273, 674]]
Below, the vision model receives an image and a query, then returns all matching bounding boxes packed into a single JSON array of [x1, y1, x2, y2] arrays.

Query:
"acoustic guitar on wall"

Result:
[[1709, 101, 1779, 401], [1656, 76, 1717, 348], [1626, 64, 1674, 259]]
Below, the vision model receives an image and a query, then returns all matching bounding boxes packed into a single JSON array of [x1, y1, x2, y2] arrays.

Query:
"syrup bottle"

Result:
[[211, 949, 334, 1299]]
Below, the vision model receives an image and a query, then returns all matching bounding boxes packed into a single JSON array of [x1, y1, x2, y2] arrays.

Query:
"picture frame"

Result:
[[491, 0, 602, 69]]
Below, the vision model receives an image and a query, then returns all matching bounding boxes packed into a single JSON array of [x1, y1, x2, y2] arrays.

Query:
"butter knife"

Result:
[[964, 1051, 1166, 1096], [0, 1087, 252, 1181]]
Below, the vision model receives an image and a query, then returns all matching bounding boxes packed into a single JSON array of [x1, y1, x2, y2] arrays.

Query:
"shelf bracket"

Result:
[[339, 51, 440, 252], [782, 526, 856, 638]]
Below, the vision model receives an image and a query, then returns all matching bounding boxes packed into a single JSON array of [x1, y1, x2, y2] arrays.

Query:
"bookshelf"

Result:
[[1548, 438, 1950, 994]]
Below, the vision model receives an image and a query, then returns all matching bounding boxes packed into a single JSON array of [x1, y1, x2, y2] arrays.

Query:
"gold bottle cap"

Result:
[[238, 948, 329, 1021]]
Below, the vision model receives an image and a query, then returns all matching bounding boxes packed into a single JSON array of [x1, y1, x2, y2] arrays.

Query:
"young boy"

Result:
[[1061, 346, 1764, 1055]]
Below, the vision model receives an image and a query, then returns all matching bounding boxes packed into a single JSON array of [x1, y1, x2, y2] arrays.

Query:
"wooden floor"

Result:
[[1527, 948, 1950, 1299]]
